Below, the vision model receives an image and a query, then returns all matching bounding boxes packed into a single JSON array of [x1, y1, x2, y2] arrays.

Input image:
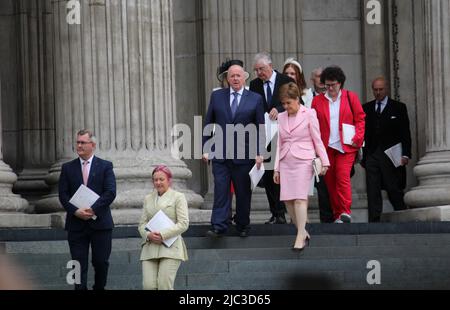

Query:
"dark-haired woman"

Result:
[[311, 66, 365, 223]]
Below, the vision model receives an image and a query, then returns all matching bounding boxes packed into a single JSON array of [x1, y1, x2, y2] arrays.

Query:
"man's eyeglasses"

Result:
[[76, 141, 92, 145], [254, 66, 268, 73]]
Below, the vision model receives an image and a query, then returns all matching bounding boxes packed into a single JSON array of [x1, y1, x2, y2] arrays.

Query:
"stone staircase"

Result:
[[2, 223, 450, 290]]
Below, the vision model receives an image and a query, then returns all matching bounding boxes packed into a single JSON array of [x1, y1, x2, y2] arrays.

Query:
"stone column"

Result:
[[35, 0, 203, 217], [0, 78, 29, 213], [13, 0, 55, 204], [400, 0, 450, 220]]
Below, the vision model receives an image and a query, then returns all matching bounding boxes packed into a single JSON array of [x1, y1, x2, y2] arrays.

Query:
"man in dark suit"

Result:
[[203, 64, 265, 237], [249, 52, 294, 224], [310, 68, 333, 223], [59, 129, 116, 290], [362, 77, 411, 222]]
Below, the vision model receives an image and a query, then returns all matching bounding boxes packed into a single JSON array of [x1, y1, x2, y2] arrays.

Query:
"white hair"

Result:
[[253, 52, 272, 66], [311, 67, 323, 78]]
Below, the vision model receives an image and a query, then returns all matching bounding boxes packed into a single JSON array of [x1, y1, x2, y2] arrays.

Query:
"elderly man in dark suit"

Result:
[[59, 129, 116, 290], [249, 52, 294, 224], [362, 77, 412, 222], [203, 64, 265, 237]]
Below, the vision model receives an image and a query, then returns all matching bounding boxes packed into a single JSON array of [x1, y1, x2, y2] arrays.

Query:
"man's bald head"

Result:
[[227, 65, 246, 92], [372, 77, 389, 102]]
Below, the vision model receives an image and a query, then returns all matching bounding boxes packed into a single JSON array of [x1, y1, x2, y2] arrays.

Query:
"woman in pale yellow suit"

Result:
[[138, 165, 189, 290]]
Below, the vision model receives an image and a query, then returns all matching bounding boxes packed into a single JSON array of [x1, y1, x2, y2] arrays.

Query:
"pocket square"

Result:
[[391, 116, 397, 119]]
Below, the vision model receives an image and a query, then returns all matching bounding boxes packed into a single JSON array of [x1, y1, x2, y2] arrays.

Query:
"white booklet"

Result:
[[69, 184, 98, 220], [384, 143, 403, 167], [145, 210, 178, 247], [342, 124, 356, 145], [264, 113, 278, 148], [249, 163, 265, 191]]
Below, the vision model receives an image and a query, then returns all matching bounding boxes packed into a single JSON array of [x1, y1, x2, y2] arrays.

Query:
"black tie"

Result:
[[376, 101, 381, 115], [265, 81, 272, 106]]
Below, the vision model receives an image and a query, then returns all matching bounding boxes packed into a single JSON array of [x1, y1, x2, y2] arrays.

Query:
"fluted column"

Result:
[[36, 0, 203, 213], [0, 78, 29, 212], [404, 0, 450, 209], [13, 0, 55, 203]]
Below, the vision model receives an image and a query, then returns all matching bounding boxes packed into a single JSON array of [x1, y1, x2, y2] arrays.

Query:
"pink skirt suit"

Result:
[[274, 105, 330, 201]]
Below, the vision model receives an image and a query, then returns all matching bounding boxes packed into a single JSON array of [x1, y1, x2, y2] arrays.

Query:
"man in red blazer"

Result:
[[311, 66, 365, 223]]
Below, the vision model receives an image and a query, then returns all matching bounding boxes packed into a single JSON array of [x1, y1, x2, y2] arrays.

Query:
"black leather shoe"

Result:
[[266, 215, 287, 224], [274, 215, 287, 224], [239, 230, 248, 238], [265, 216, 276, 224], [206, 229, 224, 238]]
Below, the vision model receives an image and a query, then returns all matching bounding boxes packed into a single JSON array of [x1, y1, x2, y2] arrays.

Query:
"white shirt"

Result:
[[375, 96, 388, 113], [79, 154, 94, 177], [230, 87, 244, 108], [264, 71, 277, 102], [325, 91, 344, 153], [302, 88, 314, 108]]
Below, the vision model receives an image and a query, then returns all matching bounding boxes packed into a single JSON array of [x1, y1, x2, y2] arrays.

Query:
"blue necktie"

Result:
[[376, 101, 381, 115], [231, 92, 239, 118], [265, 81, 272, 106]]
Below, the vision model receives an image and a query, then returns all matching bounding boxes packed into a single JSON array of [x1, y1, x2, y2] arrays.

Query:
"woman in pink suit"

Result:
[[274, 83, 330, 251], [311, 66, 365, 223]]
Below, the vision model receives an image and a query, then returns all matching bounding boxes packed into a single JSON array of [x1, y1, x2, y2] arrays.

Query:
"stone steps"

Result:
[[3, 224, 450, 290]]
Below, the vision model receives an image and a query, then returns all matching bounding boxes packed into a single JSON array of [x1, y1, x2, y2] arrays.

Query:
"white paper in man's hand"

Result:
[[342, 124, 356, 145], [249, 163, 265, 191], [69, 184, 99, 220], [145, 210, 178, 247], [384, 143, 403, 167], [264, 113, 278, 148]]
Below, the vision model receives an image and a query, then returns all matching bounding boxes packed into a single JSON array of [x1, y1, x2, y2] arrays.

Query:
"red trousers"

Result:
[[324, 148, 355, 220]]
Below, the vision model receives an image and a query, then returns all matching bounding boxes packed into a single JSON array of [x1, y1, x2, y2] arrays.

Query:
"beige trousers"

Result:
[[142, 258, 182, 290]]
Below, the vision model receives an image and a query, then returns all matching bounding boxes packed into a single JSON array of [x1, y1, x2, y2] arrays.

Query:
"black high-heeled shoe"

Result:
[[304, 236, 310, 247], [292, 236, 310, 252]]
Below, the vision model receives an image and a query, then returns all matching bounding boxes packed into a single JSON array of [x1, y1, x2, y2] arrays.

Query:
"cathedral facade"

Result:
[[0, 0, 449, 226]]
